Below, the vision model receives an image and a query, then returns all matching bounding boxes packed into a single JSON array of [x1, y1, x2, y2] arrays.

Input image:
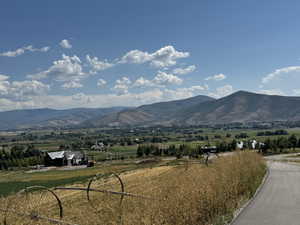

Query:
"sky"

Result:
[[1, 0, 300, 111]]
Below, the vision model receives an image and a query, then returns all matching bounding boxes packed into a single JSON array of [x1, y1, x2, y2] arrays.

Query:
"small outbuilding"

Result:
[[201, 146, 217, 154], [91, 141, 106, 151], [237, 141, 244, 149]]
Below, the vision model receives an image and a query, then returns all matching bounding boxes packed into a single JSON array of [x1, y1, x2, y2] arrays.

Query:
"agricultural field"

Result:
[[0, 161, 142, 196], [1, 126, 299, 197], [2, 126, 300, 152], [0, 151, 266, 225]]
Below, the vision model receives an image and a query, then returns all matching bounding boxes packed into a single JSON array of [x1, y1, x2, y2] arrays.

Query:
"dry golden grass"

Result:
[[0, 151, 266, 225]]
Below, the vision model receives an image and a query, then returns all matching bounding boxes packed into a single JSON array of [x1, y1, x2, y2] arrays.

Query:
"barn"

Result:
[[45, 151, 86, 166]]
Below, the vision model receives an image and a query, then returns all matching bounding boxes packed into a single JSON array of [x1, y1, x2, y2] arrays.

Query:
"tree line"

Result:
[[0, 144, 44, 170], [136, 134, 300, 158], [136, 141, 237, 158], [259, 134, 299, 154], [256, 129, 288, 136]]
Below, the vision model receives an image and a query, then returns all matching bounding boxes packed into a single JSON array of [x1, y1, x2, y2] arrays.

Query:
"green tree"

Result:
[[136, 145, 144, 157], [277, 137, 288, 153], [288, 134, 298, 150], [230, 139, 237, 151]]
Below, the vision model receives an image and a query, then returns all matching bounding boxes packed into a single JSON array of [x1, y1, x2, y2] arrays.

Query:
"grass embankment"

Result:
[[0, 151, 266, 225]]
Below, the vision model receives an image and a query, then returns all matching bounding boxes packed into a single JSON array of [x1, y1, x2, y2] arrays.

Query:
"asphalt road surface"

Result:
[[232, 155, 300, 225]]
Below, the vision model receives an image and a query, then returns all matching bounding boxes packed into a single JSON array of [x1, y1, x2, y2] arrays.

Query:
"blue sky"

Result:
[[1, 0, 300, 111]]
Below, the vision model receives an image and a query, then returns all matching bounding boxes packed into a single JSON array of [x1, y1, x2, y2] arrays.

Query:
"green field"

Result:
[[0, 162, 143, 197], [2, 126, 300, 197]]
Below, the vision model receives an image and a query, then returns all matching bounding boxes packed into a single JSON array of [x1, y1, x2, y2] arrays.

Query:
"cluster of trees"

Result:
[[137, 144, 225, 159], [235, 133, 249, 139], [59, 142, 85, 151], [260, 135, 299, 154], [216, 140, 240, 152], [256, 129, 288, 136], [136, 134, 300, 158], [0, 145, 44, 170], [137, 144, 203, 158]]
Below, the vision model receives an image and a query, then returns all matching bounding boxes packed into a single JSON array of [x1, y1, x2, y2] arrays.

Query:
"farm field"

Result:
[[0, 151, 266, 225], [0, 161, 148, 196], [1, 125, 300, 198]]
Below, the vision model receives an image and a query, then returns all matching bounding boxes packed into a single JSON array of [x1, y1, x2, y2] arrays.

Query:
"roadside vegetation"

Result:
[[0, 151, 266, 225]]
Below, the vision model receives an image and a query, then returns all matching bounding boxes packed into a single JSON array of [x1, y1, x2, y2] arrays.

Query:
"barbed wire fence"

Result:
[[0, 155, 218, 225], [0, 172, 155, 225]]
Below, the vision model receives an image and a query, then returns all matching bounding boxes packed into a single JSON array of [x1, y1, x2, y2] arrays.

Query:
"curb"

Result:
[[228, 166, 270, 225]]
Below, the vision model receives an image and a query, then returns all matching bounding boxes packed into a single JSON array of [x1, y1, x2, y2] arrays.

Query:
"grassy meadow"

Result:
[[0, 151, 266, 225]]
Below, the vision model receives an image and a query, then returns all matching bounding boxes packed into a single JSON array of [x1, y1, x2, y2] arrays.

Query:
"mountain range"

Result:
[[0, 107, 128, 130], [86, 91, 300, 127], [1, 91, 300, 130], [82, 94, 215, 127]]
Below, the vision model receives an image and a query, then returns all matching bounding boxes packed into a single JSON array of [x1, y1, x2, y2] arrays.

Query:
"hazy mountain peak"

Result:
[[1, 91, 300, 130]]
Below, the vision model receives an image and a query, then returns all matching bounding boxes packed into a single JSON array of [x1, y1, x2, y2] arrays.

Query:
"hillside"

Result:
[[1, 91, 300, 130], [0, 107, 128, 130], [181, 91, 300, 125], [86, 91, 300, 127], [84, 95, 215, 127]]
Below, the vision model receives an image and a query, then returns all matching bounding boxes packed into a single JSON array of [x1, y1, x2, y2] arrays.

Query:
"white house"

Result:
[[91, 141, 106, 151], [237, 141, 244, 149]]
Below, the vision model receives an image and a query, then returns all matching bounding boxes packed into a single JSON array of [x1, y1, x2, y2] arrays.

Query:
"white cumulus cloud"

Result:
[[86, 55, 114, 73], [0, 78, 50, 101], [112, 77, 132, 94], [0, 74, 10, 81], [205, 73, 226, 81], [0, 45, 50, 57], [163, 85, 209, 100], [119, 50, 151, 64], [119, 45, 189, 68], [153, 71, 183, 86], [132, 77, 156, 88], [62, 80, 83, 89], [173, 65, 196, 75], [262, 66, 300, 84], [132, 71, 183, 89], [10, 80, 50, 99], [97, 78, 107, 87], [60, 39, 72, 49], [27, 54, 88, 84], [208, 85, 233, 98], [0, 83, 211, 111]]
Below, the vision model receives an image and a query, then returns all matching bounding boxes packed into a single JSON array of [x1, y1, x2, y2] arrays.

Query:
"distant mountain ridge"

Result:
[[181, 91, 300, 125], [84, 95, 215, 127], [1, 91, 300, 130], [86, 91, 300, 127], [0, 107, 128, 130]]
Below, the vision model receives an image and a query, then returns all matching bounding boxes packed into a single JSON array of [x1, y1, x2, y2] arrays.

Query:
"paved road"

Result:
[[232, 155, 300, 225]]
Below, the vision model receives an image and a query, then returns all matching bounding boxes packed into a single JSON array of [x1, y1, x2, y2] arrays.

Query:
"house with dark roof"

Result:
[[45, 151, 86, 166]]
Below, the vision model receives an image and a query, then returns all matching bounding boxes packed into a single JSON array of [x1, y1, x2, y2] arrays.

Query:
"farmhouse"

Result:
[[45, 151, 86, 166]]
